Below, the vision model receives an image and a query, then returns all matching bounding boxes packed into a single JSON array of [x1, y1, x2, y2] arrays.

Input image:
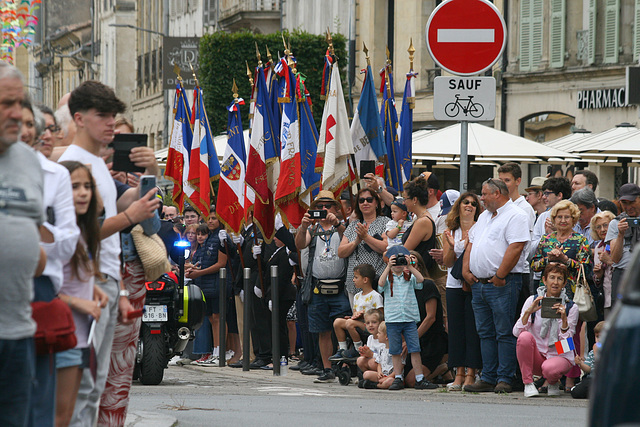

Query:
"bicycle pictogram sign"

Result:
[[433, 76, 496, 122], [444, 94, 485, 118]]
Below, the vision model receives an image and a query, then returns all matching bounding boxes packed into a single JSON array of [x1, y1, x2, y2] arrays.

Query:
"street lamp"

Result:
[[108, 23, 167, 37]]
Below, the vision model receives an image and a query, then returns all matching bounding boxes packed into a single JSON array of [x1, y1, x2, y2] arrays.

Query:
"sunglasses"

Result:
[[44, 124, 61, 133], [315, 203, 334, 210], [461, 200, 478, 207], [359, 197, 375, 204]]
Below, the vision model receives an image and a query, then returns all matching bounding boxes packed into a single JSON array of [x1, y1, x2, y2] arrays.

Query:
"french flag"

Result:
[[554, 337, 575, 354]]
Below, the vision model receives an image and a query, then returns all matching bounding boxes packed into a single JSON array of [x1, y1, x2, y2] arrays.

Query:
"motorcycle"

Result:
[[134, 272, 205, 385]]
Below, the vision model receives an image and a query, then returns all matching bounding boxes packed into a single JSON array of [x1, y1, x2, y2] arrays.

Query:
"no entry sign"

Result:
[[426, 0, 506, 76]]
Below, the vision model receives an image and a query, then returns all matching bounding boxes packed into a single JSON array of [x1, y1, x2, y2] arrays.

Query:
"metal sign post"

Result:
[[460, 122, 468, 192]]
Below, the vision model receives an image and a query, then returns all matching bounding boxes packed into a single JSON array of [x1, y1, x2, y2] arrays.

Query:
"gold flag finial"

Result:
[[282, 33, 290, 56], [363, 42, 370, 66], [326, 28, 335, 56], [266, 45, 272, 63], [232, 79, 239, 100], [385, 45, 391, 66], [408, 38, 415, 71], [255, 42, 262, 67], [188, 62, 199, 86], [246, 61, 254, 86], [173, 63, 182, 82]]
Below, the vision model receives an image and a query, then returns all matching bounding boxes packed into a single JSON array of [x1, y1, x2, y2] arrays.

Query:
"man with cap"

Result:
[[525, 177, 547, 218], [605, 183, 640, 302], [296, 190, 349, 383]]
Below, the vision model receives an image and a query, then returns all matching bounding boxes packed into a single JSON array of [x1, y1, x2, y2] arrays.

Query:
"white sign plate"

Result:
[[143, 305, 168, 322], [433, 76, 496, 121]]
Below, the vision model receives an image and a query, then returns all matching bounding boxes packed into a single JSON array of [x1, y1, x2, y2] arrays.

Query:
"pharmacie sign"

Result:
[[577, 87, 628, 109]]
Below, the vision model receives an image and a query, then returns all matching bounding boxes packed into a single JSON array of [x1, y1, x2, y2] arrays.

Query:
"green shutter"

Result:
[[588, 0, 596, 65], [520, 0, 532, 71], [531, 0, 544, 69], [549, 0, 566, 68], [603, 0, 620, 64], [634, 0, 640, 61]]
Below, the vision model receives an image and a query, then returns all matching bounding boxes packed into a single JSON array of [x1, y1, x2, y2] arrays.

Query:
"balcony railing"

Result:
[[219, 0, 279, 20]]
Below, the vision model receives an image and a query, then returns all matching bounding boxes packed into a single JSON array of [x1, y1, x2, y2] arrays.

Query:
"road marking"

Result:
[[437, 29, 494, 43], [255, 386, 349, 397]]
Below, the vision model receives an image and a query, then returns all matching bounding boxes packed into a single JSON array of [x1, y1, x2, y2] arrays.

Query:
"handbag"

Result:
[[130, 225, 171, 281], [574, 263, 597, 322], [32, 298, 77, 355]]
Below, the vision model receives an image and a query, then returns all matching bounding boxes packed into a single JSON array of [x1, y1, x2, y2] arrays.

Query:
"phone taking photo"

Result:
[[111, 133, 147, 173]]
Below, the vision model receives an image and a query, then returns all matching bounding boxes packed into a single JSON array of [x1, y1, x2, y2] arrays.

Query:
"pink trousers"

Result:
[[516, 331, 572, 384], [98, 259, 146, 427]]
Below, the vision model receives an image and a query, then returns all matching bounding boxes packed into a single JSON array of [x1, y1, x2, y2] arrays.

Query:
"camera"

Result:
[[395, 256, 407, 266], [627, 217, 640, 228], [309, 210, 327, 219]]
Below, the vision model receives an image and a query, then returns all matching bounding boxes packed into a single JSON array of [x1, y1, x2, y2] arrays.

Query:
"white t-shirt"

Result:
[[385, 218, 412, 248], [59, 145, 121, 280], [513, 196, 535, 273], [446, 228, 466, 289], [353, 289, 384, 312], [469, 200, 531, 278], [375, 346, 395, 376], [366, 335, 386, 361]]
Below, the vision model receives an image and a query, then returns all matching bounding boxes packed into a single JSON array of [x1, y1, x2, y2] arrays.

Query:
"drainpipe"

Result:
[[500, 0, 508, 132]]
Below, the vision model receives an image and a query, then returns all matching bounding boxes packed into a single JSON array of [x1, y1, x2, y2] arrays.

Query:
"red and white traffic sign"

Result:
[[426, 0, 506, 76]]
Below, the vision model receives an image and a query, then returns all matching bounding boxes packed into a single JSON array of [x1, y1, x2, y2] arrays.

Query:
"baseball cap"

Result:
[[525, 176, 547, 192], [420, 171, 440, 191], [386, 245, 410, 260], [440, 189, 460, 216], [619, 183, 640, 201]]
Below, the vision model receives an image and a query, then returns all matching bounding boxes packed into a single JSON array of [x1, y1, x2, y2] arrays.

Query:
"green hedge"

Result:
[[199, 29, 347, 136]]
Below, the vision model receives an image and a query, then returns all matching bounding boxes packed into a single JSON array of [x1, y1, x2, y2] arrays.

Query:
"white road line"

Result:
[[437, 29, 495, 43]]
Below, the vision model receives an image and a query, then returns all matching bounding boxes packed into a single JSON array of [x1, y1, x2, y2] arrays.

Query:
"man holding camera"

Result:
[[606, 183, 640, 302], [296, 191, 348, 383]]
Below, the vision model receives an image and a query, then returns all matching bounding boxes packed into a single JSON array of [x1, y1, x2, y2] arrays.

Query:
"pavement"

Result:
[[126, 362, 588, 426]]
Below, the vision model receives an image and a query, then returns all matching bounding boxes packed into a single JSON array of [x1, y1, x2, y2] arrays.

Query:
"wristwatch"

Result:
[[119, 289, 130, 298], [376, 186, 383, 194]]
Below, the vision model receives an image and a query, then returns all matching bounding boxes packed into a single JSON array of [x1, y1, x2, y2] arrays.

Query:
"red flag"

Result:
[[164, 84, 192, 212]]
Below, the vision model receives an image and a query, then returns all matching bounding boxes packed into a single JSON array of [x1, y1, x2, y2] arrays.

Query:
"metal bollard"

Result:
[[218, 268, 227, 367], [271, 265, 280, 376], [242, 268, 251, 372]]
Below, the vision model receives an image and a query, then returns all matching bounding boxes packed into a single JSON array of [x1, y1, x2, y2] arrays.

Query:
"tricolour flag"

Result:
[[380, 63, 402, 191], [298, 79, 321, 208], [554, 337, 575, 354], [398, 71, 417, 184], [217, 98, 246, 234], [351, 64, 386, 177], [164, 82, 192, 212], [246, 65, 276, 242], [317, 61, 354, 197], [275, 60, 304, 228], [185, 86, 220, 219]]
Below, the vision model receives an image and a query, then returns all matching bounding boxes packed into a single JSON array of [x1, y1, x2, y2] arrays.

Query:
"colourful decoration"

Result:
[[0, 0, 40, 63]]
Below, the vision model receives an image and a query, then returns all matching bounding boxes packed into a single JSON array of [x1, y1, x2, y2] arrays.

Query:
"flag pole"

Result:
[[230, 78, 247, 277], [383, 46, 393, 189]]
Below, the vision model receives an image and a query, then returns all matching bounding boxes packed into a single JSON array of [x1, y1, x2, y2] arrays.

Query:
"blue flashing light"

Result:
[[174, 240, 190, 248]]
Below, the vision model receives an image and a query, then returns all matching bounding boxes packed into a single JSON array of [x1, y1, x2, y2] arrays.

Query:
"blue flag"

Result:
[[380, 65, 402, 191], [298, 83, 321, 203], [196, 87, 220, 179], [398, 71, 417, 184], [351, 65, 386, 172]]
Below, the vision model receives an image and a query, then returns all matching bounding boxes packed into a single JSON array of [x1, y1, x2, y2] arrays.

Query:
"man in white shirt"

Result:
[[59, 80, 159, 427], [462, 178, 529, 394]]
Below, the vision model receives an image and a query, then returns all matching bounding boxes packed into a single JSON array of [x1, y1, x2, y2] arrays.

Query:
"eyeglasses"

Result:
[[543, 191, 556, 197], [315, 203, 334, 210], [44, 124, 61, 133], [461, 200, 478, 207], [359, 197, 374, 204]]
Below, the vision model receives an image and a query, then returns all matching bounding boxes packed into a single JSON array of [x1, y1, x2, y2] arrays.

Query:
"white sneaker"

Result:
[[524, 383, 540, 398], [176, 357, 193, 366], [547, 383, 560, 396], [168, 355, 181, 366], [197, 355, 220, 366], [225, 350, 234, 361]]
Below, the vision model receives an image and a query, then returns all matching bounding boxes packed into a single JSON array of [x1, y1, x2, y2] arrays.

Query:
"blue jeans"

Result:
[[471, 274, 522, 385], [0, 337, 35, 427], [193, 316, 213, 355], [386, 322, 421, 355]]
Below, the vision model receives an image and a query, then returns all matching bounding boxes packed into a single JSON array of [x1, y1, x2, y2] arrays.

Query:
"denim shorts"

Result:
[[387, 322, 421, 355], [307, 292, 351, 333], [56, 348, 90, 369]]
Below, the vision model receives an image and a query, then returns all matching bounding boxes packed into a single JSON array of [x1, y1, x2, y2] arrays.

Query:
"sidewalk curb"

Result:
[[125, 410, 178, 427]]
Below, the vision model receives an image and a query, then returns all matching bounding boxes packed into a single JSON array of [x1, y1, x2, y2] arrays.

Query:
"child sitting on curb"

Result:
[[357, 308, 385, 386]]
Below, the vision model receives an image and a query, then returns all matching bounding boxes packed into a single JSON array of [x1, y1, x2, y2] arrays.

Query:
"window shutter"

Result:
[[549, 0, 566, 68], [634, 0, 640, 61], [520, 0, 532, 71], [588, 0, 596, 65], [603, 0, 620, 64], [531, 0, 544, 69]]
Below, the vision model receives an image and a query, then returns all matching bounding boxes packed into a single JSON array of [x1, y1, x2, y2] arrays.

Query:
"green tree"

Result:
[[198, 29, 347, 136]]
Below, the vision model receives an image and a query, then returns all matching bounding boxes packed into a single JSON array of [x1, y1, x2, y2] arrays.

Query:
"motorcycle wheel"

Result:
[[139, 325, 167, 385]]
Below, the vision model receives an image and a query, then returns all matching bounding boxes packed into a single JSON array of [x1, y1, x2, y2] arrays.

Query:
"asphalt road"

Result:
[[128, 365, 589, 426]]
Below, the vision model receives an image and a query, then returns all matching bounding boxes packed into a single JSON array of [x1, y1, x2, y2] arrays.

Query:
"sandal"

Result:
[[447, 382, 463, 391]]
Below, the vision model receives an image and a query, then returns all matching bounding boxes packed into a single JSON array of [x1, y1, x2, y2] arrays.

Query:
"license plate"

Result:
[[143, 305, 168, 322]]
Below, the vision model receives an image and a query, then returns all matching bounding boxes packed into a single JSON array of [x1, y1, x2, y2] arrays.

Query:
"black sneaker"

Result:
[[363, 379, 379, 389], [389, 377, 404, 390], [463, 380, 496, 393], [314, 370, 336, 383], [328, 350, 345, 361], [415, 379, 438, 390], [290, 360, 309, 371], [301, 366, 324, 376], [342, 347, 360, 359]]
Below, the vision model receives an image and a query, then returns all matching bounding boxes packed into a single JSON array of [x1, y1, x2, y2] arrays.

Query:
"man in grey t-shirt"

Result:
[[606, 183, 640, 301], [0, 61, 45, 426]]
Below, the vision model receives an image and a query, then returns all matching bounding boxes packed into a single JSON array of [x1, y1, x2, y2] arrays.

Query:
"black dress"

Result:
[[402, 216, 437, 271], [414, 280, 448, 373]]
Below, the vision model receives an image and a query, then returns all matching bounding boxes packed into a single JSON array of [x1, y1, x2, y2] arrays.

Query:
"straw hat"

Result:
[[310, 190, 340, 209], [525, 176, 547, 192], [130, 225, 171, 281]]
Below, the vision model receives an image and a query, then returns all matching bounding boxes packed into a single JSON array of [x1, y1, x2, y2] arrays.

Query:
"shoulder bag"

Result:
[[32, 298, 77, 355], [574, 263, 597, 322]]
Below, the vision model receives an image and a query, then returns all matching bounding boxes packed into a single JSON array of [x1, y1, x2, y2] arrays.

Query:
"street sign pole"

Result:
[[460, 121, 468, 192]]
